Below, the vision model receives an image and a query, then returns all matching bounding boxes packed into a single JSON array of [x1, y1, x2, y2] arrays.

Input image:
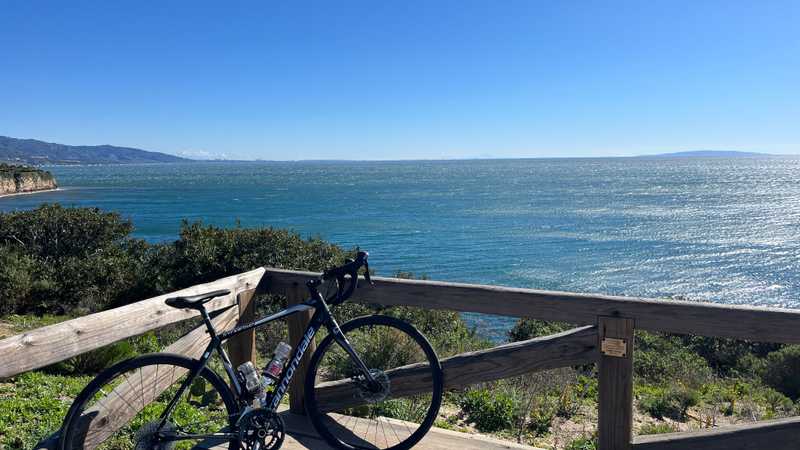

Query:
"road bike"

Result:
[[59, 251, 444, 450]]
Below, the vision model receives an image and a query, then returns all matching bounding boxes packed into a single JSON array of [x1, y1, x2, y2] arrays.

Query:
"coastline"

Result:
[[0, 187, 60, 199]]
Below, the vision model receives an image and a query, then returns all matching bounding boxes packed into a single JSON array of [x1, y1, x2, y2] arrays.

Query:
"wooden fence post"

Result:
[[228, 288, 258, 370], [286, 282, 316, 415], [598, 316, 635, 450]]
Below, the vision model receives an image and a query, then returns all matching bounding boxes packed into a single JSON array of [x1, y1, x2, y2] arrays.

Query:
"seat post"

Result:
[[199, 308, 219, 341]]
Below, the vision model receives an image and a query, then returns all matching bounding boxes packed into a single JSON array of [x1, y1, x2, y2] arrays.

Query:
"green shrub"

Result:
[[761, 387, 795, 418], [171, 220, 344, 288], [0, 204, 133, 261], [678, 334, 781, 378], [575, 375, 598, 401], [508, 318, 571, 342], [707, 379, 791, 418], [565, 436, 597, 450], [637, 384, 699, 420], [0, 205, 142, 314], [556, 383, 582, 419], [54, 247, 145, 313], [459, 388, 519, 432], [434, 414, 462, 431], [635, 332, 713, 385], [0, 247, 36, 315], [638, 422, 678, 435], [763, 346, 800, 400], [374, 396, 433, 423], [527, 407, 555, 436], [0, 206, 352, 315]]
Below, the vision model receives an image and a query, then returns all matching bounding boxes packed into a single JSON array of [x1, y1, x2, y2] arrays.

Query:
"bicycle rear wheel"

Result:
[[304, 315, 443, 450], [59, 353, 238, 450]]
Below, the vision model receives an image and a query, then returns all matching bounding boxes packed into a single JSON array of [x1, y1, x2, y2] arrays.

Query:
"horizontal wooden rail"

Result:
[[632, 416, 800, 450], [0, 267, 265, 379], [264, 268, 800, 344], [314, 325, 598, 411]]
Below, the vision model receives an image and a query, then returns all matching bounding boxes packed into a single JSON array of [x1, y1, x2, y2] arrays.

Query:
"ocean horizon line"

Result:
[[35, 152, 798, 167]]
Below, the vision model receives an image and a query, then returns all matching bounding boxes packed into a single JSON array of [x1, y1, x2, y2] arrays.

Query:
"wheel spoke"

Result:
[[60, 355, 236, 450], [138, 367, 146, 410]]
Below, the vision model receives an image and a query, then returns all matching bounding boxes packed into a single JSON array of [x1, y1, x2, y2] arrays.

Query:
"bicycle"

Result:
[[59, 251, 443, 450]]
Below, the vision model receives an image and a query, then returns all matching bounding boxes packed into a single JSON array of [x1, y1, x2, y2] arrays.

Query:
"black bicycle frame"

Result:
[[156, 290, 375, 442]]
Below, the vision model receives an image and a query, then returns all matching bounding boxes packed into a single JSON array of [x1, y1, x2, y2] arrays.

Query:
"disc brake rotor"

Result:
[[355, 369, 391, 403]]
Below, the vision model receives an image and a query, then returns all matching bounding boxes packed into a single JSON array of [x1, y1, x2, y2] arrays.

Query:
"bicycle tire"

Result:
[[304, 315, 443, 450], [59, 352, 239, 450]]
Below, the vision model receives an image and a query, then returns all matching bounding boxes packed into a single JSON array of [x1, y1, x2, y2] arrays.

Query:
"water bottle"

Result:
[[236, 361, 262, 395], [260, 342, 292, 389]]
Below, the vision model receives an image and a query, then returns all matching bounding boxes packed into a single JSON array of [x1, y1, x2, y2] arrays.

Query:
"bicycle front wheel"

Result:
[[305, 315, 443, 450], [59, 353, 238, 450]]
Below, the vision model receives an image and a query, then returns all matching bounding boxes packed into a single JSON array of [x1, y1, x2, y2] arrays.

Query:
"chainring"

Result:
[[237, 408, 285, 450]]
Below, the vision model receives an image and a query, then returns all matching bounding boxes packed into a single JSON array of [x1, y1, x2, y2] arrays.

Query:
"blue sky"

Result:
[[1, 1, 798, 160]]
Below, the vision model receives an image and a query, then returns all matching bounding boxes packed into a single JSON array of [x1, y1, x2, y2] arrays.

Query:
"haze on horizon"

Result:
[[1, 1, 798, 161]]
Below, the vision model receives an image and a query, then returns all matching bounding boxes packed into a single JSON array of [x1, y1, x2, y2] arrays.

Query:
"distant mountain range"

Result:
[[639, 150, 775, 158], [0, 135, 787, 164], [0, 136, 191, 165]]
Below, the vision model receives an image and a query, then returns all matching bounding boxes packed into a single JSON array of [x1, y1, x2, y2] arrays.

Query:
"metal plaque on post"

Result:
[[601, 337, 627, 357]]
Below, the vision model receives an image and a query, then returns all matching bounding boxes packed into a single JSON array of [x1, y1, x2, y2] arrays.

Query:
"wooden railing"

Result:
[[2, 266, 799, 450], [265, 268, 800, 450]]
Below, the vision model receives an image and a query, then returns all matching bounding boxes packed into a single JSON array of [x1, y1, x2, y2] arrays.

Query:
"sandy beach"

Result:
[[0, 187, 60, 199]]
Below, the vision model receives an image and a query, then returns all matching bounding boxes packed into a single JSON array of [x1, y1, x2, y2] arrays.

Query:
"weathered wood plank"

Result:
[[287, 283, 316, 415], [263, 268, 800, 344], [228, 288, 258, 370], [597, 317, 634, 450], [441, 324, 597, 388], [0, 267, 265, 379], [36, 305, 241, 450], [632, 416, 800, 450], [313, 325, 598, 411]]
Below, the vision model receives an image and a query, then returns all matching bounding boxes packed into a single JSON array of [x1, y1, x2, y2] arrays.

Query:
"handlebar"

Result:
[[308, 250, 371, 305]]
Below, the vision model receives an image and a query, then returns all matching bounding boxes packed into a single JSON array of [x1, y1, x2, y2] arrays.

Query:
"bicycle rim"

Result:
[[305, 315, 443, 450], [59, 353, 238, 450]]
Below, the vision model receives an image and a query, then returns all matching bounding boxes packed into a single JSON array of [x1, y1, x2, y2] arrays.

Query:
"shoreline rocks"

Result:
[[0, 164, 58, 196]]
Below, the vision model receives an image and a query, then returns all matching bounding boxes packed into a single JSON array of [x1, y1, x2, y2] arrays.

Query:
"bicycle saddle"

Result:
[[165, 289, 230, 310]]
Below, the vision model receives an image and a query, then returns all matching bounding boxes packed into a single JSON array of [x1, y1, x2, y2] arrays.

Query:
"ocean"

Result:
[[2, 158, 799, 341]]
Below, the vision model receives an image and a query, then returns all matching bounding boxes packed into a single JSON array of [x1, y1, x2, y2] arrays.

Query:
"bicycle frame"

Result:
[[155, 289, 375, 443]]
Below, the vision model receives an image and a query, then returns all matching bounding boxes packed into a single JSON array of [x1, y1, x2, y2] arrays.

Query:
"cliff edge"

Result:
[[0, 164, 58, 196]]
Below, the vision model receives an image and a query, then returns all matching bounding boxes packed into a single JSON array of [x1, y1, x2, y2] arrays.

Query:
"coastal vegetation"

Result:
[[1, 204, 799, 449], [0, 164, 57, 196]]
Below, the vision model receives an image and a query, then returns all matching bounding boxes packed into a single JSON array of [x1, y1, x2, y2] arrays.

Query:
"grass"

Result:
[[638, 422, 679, 435], [0, 371, 91, 449]]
